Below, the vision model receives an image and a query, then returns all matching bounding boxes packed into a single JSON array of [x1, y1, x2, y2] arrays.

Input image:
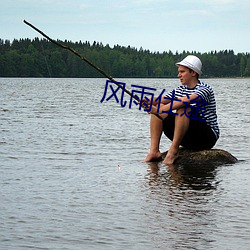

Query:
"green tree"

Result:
[[244, 56, 250, 76]]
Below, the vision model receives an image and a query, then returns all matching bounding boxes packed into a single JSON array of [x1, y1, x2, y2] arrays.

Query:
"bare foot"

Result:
[[144, 151, 162, 162], [163, 150, 179, 165]]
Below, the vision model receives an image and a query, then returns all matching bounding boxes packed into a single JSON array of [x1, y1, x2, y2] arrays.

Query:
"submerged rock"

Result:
[[161, 148, 238, 166]]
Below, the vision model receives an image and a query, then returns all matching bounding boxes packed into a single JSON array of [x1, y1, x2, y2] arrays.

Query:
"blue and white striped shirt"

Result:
[[165, 80, 220, 139]]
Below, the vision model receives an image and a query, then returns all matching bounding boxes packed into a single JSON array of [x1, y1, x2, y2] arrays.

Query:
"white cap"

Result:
[[176, 55, 202, 75]]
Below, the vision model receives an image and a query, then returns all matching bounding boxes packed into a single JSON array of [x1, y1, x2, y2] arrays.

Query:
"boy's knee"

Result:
[[176, 106, 191, 116]]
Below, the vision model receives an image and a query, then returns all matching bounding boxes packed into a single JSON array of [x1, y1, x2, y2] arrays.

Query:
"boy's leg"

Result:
[[144, 115, 163, 162], [163, 107, 190, 164]]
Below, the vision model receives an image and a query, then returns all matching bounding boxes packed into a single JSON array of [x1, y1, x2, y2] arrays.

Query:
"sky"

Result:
[[1, 0, 250, 53]]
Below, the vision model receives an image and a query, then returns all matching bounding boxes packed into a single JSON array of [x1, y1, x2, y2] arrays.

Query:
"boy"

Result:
[[144, 55, 219, 164]]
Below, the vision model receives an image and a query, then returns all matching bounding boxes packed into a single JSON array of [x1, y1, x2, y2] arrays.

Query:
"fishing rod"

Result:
[[23, 20, 162, 120]]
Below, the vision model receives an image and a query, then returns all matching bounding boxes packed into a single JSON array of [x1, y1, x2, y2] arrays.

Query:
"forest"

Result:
[[0, 38, 250, 78]]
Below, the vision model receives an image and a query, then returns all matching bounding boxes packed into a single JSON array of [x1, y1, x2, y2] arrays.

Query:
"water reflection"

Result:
[[147, 162, 219, 191], [144, 162, 220, 249]]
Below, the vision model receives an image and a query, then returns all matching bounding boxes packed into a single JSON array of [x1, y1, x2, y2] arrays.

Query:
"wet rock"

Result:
[[161, 148, 238, 166]]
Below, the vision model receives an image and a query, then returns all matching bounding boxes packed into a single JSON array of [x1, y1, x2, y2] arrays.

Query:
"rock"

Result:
[[161, 148, 238, 166]]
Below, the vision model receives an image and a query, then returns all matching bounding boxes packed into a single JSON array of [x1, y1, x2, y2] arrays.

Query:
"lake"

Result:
[[0, 78, 250, 250]]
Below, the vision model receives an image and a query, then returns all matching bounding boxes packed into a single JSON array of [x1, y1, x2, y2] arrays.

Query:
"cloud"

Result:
[[206, 0, 237, 4], [79, 3, 89, 10], [199, 0, 250, 10], [133, 0, 168, 5]]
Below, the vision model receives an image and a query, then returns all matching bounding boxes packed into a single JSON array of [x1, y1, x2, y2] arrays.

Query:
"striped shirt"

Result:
[[165, 80, 220, 139]]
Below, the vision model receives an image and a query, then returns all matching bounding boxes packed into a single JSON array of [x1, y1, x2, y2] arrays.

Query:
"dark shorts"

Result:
[[163, 114, 217, 150]]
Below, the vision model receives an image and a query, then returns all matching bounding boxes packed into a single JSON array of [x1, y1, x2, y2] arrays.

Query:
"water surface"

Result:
[[1, 78, 250, 249]]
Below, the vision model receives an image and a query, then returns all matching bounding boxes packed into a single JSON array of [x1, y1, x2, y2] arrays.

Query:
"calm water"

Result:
[[0, 78, 250, 250]]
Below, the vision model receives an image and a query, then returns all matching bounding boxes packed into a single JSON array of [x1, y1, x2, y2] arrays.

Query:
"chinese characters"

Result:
[[100, 80, 207, 121]]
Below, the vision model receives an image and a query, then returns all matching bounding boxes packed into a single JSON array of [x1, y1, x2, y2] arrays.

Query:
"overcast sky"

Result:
[[1, 0, 249, 53]]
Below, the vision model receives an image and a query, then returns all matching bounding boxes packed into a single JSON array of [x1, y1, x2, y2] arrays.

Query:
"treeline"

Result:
[[0, 38, 250, 78]]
